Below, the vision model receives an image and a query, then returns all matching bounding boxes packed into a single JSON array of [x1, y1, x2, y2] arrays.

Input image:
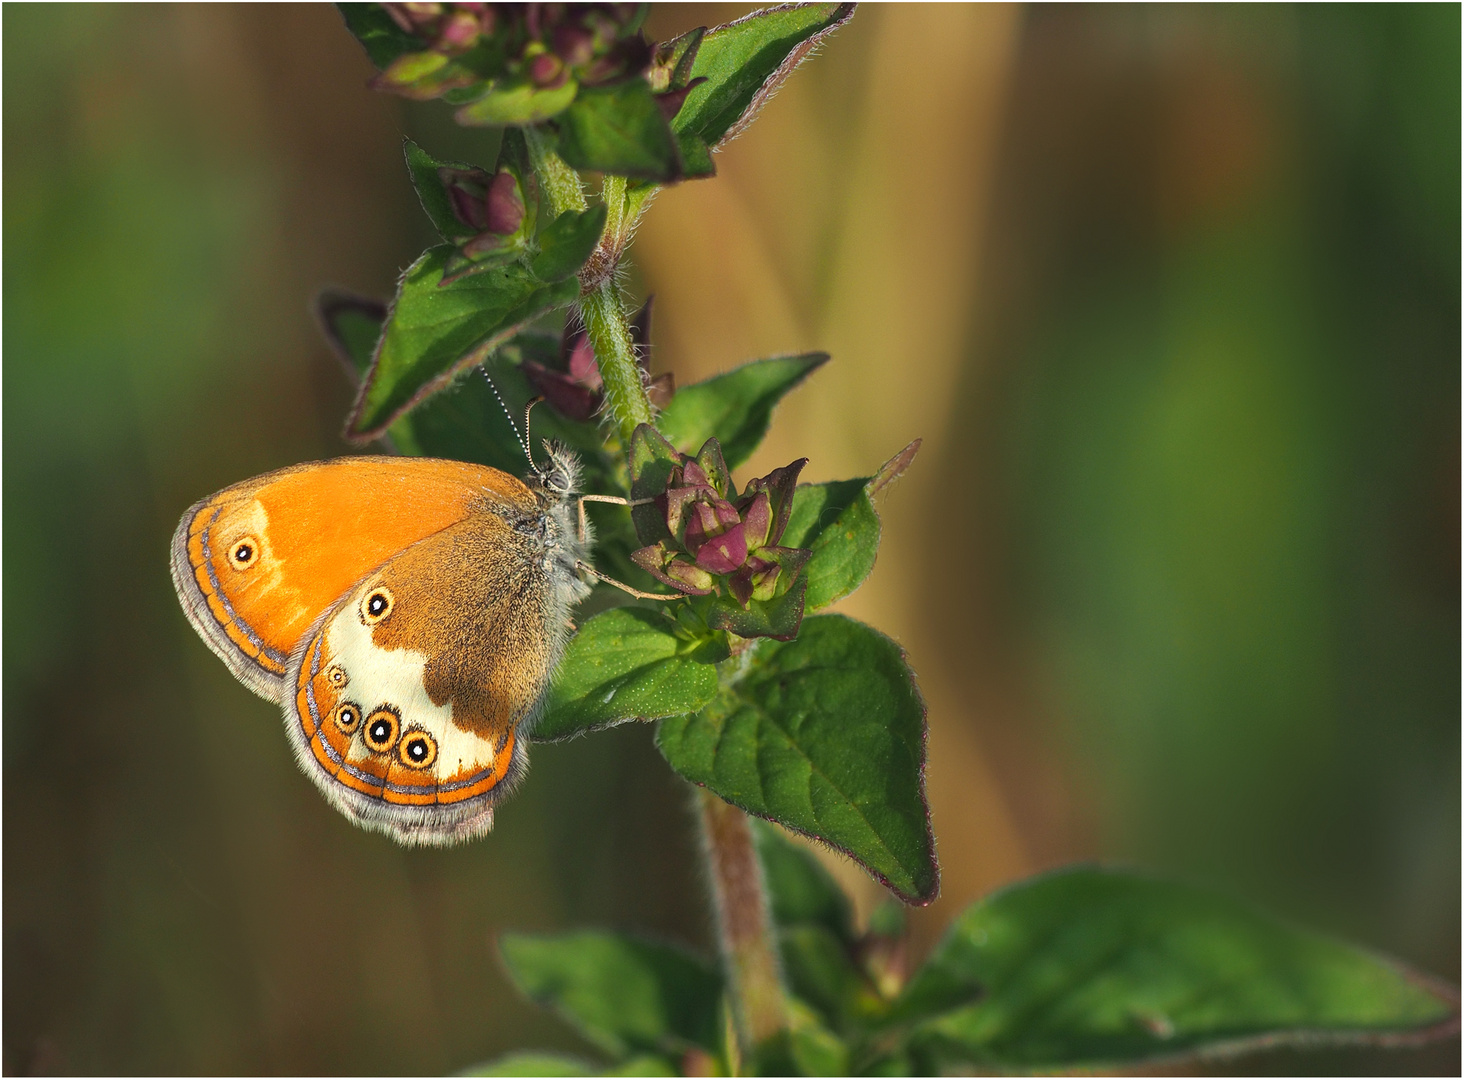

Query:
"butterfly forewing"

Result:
[[170, 457, 538, 701]]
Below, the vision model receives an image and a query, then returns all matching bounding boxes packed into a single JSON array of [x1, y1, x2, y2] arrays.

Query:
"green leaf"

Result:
[[499, 931, 723, 1059], [753, 999, 851, 1077], [894, 867, 1460, 1071], [657, 615, 937, 903], [751, 818, 854, 942], [704, 575, 807, 641], [779, 924, 871, 1034], [337, 2, 421, 69], [535, 608, 719, 742], [346, 245, 577, 440], [403, 138, 481, 243], [532, 205, 607, 283], [782, 479, 879, 612], [656, 353, 828, 468], [315, 289, 386, 380], [456, 77, 579, 126], [554, 80, 681, 182], [628, 423, 682, 544], [458, 1051, 598, 1076], [671, 4, 855, 150]]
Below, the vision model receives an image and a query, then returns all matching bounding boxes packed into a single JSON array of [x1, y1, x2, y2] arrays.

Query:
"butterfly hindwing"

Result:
[[284, 510, 568, 844], [170, 457, 538, 701]]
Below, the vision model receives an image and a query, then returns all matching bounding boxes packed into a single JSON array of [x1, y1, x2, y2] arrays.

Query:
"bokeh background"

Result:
[[4, 3, 1458, 1074]]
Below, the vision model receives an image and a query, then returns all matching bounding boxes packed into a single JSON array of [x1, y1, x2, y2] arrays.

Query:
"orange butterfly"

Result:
[[171, 447, 651, 844]]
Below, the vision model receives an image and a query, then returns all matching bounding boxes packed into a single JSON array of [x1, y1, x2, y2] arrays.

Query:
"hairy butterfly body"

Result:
[[170, 450, 589, 844]]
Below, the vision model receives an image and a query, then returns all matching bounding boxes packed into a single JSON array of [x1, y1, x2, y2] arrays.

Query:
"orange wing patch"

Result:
[[170, 456, 534, 702]]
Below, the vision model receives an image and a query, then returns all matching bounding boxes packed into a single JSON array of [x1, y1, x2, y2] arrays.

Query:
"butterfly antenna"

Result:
[[479, 367, 535, 468]]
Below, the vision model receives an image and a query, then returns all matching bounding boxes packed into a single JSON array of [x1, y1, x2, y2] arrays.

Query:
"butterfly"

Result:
[[170, 443, 657, 845]]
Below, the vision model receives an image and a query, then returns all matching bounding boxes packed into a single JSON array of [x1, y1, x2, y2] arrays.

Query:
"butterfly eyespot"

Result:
[[325, 664, 349, 689], [332, 701, 363, 735], [227, 536, 261, 571], [398, 730, 438, 770], [361, 587, 395, 624], [363, 707, 401, 752]]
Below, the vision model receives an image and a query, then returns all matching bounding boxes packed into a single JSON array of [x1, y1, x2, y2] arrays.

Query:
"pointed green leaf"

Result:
[[315, 288, 386, 380], [554, 80, 681, 182], [499, 931, 723, 1059], [346, 245, 577, 440], [629, 423, 682, 544], [337, 2, 421, 69], [656, 353, 828, 468], [782, 479, 879, 612], [403, 138, 481, 243], [657, 615, 937, 903], [532, 205, 607, 283], [751, 818, 854, 942], [671, 4, 855, 150], [535, 608, 719, 742], [316, 293, 616, 483], [894, 867, 1460, 1071]]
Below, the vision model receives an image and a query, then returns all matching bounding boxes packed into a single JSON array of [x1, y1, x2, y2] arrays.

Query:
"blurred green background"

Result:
[[4, 4, 1457, 1075]]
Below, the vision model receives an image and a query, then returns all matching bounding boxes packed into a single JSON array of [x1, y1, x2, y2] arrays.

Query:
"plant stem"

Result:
[[580, 280, 653, 445], [523, 126, 586, 215], [697, 789, 788, 1058], [524, 129, 653, 446]]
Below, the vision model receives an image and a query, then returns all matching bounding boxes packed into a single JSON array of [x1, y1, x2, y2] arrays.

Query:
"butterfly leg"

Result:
[[575, 560, 678, 602], [576, 493, 652, 545]]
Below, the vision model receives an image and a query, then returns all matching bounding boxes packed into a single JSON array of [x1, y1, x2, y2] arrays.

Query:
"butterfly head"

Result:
[[530, 442, 581, 504]]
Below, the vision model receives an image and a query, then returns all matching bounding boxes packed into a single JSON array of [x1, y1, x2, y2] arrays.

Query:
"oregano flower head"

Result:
[[631, 434, 811, 624], [372, 2, 653, 124]]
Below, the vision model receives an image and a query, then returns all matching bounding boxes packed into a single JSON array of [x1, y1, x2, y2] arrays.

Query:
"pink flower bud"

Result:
[[436, 9, 482, 53], [442, 169, 490, 231], [484, 170, 525, 235], [631, 544, 715, 595], [528, 51, 567, 88], [740, 491, 772, 551]]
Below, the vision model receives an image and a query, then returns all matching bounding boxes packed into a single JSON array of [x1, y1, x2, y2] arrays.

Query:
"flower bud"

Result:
[[484, 170, 525, 235], [631, 543, 715, 595], [527, 49, 568, 89], [436, 8, 483, 54], [441, 167, 491, 231], [685, 500, 747, 574]]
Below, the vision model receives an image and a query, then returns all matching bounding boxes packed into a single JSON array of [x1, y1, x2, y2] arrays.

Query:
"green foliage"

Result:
[[337, 2, 418, 68], [665, 3, 857, 176], [783, 478, 880, 611], [553, 80, 681, 181], [485, 827, 1457, 1075], [658, 616, 937, 904], [345, 246, 577, 439], [532, 205, 609, 283], [535, 608, 720, 742], [656, 353, 827, 468], [891, 867, 1459, 1072], [315, 6, 1459, 1075], [498, 932, 723, 1058]]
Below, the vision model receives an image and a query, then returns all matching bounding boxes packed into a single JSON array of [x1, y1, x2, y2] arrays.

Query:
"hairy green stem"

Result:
[[580, 281, 653, 445], [525, 128, 653, 446], [523, 126, 586, 215], [698, 789, 788, 1059]]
